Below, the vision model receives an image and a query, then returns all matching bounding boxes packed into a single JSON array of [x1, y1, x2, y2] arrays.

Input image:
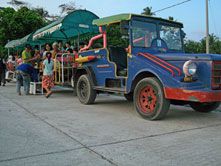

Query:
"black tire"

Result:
[[124, 92, 133, 102], [134, 77, 170, 120], [190, 102, 220, 113], [76, 74, 96, 104]]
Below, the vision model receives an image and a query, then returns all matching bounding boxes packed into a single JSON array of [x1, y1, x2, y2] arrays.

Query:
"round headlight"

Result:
[[183, 60, 197, 76]]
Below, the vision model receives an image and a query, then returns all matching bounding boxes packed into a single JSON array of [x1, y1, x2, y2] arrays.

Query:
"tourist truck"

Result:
[[72, 13, 221, 120]]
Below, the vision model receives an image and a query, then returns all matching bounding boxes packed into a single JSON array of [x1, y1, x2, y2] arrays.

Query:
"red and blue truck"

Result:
[[73, 13, 221, 120]]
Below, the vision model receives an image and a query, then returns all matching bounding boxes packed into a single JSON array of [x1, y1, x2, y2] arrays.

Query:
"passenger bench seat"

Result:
[[109, 46, 127, 76]]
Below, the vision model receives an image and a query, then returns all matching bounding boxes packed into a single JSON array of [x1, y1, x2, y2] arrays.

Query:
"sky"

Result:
[[1, 0, 221, 41]]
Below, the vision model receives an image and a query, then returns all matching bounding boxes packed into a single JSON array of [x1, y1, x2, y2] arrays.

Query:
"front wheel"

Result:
[[134, 77, 170, 120], [76, 74, 96, 104], [190, 102, 220, 113]]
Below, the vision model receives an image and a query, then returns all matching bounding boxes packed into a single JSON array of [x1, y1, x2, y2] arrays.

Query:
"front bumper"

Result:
[[164, 87, 221, 102]]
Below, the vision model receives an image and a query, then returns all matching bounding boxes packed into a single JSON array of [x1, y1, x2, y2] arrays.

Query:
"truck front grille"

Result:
[[212, 61, 221, 90]]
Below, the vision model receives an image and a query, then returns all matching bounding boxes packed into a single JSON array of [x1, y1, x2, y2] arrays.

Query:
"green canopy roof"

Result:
[[93, 14, 131, 26], [5, 39, 21, 48], [33, 10, 99, 41], [93, 13, 183, 26], [5, 10, 99, 49], [17, 32, 40, 47], [5, 33, 39, 49]]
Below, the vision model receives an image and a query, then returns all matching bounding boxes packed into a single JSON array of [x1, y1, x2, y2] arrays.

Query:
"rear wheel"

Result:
[[134, 77, 170, 120], [76, 74, 96, 104], [190, 102, 220, 113]]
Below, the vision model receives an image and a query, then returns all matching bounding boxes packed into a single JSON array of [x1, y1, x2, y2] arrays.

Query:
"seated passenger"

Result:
[[34, 45, 41, 59], [58, 40, 64, 52], [65, 42, 73, 53], [43, 43, 52, 59], [79, 41, 88, 51], [52, 42, 60, 59]]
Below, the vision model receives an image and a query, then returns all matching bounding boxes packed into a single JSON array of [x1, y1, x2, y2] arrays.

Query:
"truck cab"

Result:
[[74, 13, 221, 120]]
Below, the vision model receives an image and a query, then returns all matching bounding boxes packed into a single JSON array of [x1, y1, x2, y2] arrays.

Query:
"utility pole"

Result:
[[206, 0, 209, 54]]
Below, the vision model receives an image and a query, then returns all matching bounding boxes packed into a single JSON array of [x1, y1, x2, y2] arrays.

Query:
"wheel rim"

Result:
[[79, 80, 88, 99], [138, 85, 157, 114]]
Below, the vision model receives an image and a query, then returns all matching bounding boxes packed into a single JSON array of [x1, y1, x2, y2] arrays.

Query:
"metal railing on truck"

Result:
[[54, 53, 76, 86]]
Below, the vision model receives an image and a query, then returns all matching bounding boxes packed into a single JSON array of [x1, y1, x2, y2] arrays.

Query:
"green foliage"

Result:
[[184, 34, 221, 54], [184, 40, 202, 53], [106, 24, 129, 48], [0, 6, 47, 54], [0, 7, 16, 44], [33, 7, 50, 19], [0, 45, 7, 57], [200, 34, 221, 54]]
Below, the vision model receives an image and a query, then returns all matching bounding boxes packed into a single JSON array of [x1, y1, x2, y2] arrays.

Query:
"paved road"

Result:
[[0, 83, 221, 166]]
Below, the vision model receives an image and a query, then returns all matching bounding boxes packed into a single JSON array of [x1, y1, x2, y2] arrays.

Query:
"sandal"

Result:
[[45, 91, 52, 98]]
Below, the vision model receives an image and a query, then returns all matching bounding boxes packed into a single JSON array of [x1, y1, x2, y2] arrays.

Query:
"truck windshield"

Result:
[[132, 20, 183, 51], [159, 25, 182, 51], [132, 21, 157, 48]]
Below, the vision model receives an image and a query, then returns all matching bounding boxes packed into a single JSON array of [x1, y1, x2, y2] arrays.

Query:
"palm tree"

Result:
[[142, 7, 155, 16]]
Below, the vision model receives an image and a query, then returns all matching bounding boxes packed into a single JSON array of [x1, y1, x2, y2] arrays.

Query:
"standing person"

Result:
[[33, 45, 41, 82], [16, 63, 35, 95], [0, 56, 6, 86], [22, 44, 33, 64], [42, 52, 54, 98]]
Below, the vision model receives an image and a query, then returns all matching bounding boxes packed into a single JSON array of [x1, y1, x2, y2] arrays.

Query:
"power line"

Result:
[[153, 0, 192, 14]]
